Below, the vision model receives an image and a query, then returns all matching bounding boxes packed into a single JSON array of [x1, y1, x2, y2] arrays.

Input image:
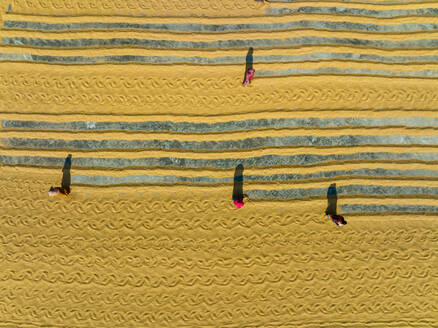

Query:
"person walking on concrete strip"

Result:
[[328, 214, 347, 226], [243, 68, 255, 86], [48, 186, 70, 197]]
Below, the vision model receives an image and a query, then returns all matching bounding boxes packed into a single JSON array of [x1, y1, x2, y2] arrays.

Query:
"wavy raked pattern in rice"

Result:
[[0, 0, 437, 327]]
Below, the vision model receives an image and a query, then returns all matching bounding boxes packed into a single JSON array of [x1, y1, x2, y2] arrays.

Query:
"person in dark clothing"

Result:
[[48, 186, 69, 197], [328, 214, 347, 226]]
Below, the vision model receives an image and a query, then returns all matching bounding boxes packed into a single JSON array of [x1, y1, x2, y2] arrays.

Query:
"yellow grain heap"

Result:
[[0, 0, 437, 326]]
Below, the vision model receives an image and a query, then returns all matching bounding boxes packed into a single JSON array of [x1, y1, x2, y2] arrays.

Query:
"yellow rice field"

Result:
[[0, 0, 437, 326]]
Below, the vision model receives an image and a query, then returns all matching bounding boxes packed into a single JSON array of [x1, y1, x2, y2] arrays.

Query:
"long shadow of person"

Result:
[[243, 47, 254, 84], [325, 183, 337, 215], [61, 154, 72, 194], [232, 164, 248, 208]]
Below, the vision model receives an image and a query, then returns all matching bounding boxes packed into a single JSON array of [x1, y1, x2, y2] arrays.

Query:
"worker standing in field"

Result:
[[328, 214, 347, 226], [48, 186, 70, 197], [48, 154, 72, 198], [233, 194, 249, 209], [325, 183, 347, 226], [232, 164, 249, 208], [243, 47, 255, 86], [243, 68, 255, 86]]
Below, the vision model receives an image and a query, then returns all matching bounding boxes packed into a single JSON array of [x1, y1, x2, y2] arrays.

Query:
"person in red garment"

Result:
[[233, 194, 249, 209], [232, 164, 248, 209], [243, 68, 255, 86]]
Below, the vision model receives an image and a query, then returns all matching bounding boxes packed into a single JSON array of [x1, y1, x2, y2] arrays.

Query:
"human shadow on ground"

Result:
[[243, 47, 254, 84], [325, 183, 337, 215], [61, 154, 72, 194], [232, 164, 247, 201]]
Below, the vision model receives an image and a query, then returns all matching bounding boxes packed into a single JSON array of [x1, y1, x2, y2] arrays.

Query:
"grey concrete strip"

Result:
[[341, 204, 438, 213], [3, 52, 438, 66], [5, 20, 438, 33], [247, 168, 438, 181], [266, 6, 438, 18], [1, 152, 438, 169], [73, 174, 232, 185], [0, 53, 34, 62], [4, 135, 438, 151], [3, 117, 438, 132], [5, 36, 438, 49], [258, 67, 438, 78], [72, 168, 438, 185], [247, 185, 438, 199]]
